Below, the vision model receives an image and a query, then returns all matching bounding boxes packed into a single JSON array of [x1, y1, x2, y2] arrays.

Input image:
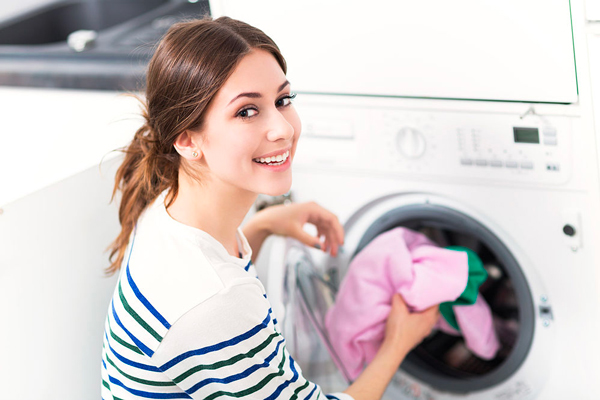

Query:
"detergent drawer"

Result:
[[218, 0, 577, 104]]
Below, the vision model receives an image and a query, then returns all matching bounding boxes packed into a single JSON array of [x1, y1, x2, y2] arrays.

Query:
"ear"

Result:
[[174, 129, 203, 161]]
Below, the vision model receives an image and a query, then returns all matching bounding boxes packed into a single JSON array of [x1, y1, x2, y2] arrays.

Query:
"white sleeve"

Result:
[[149, 280, 354, 400]]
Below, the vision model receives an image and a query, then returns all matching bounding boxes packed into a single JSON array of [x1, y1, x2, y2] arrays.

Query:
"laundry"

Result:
[[324, 227, 500, 380]]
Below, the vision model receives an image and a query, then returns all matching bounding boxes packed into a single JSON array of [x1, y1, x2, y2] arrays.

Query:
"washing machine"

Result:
[[253, 93, 600, 400], [217, 0, 600, 397]]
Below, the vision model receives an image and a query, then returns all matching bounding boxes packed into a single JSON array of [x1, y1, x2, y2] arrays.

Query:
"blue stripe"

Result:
[[108, 375, 191, 399], [303, 383, 318, 400], [265, 351, 300, 400], [160, 312, 272, 370], [326, 395, 340, 400], [124, 228, 170, 330], [244, 261, 251, 271], [112, 300, 155, 357], [102, 359, 107, 370], [186, 339, 285, 394], [104, 330, 160, 372], [126, 264, 171, 330], [266, 304, 278, 326]]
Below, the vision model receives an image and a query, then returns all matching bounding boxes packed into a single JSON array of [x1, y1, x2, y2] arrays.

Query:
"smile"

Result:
[[253, 150, 290, 166]]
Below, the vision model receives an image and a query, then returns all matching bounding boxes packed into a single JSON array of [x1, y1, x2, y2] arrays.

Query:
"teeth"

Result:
[[254, 150, 290, 165]]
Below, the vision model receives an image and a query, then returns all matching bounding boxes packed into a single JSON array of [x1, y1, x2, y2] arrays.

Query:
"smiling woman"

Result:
[[101, 16, 438, 400]]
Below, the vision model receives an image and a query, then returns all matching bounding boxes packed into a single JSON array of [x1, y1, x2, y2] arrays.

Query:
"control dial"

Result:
[[395, 127, 426, 159]]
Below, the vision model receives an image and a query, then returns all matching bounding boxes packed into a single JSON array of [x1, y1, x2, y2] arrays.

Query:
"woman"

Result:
[[102, 16, 439, 400]]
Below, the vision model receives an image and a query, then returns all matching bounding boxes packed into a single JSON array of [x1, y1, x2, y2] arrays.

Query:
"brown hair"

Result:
[[107, 16, 287, 274]]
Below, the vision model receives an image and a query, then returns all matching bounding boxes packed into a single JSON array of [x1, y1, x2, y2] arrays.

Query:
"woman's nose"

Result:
[[266, 110, 295, 142]]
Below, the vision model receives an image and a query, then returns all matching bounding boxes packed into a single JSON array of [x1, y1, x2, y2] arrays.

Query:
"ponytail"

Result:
[[106, 105, 180, 274]]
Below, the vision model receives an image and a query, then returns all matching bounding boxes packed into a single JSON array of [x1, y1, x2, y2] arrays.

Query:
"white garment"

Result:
[[101, 191, 353, 400]]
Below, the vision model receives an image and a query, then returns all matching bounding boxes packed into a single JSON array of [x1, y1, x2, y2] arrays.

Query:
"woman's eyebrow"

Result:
[[228, 80, 290, 105], [278, 80, 290, 92]]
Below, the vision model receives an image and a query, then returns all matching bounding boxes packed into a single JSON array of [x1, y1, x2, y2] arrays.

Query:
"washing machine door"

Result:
[[267, 193, 552, 399], [270, 241, 353, 393]]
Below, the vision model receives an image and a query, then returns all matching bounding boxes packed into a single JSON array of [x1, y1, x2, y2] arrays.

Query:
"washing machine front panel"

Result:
[[257, 96, 598, 398]]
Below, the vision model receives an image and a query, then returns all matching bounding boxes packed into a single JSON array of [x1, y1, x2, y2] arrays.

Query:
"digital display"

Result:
[[513, 127, 539, 144]]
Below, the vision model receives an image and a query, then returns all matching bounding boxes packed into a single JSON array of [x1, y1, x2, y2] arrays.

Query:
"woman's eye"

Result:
[[237, 108, 258, 119], [276, 93, 297, 108]]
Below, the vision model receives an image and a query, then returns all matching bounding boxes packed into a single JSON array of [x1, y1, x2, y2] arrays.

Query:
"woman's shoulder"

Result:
[[116, 193, 257, 325]]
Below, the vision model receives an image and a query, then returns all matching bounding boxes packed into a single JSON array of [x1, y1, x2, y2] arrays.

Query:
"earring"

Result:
[[192, 151, 198, 158]]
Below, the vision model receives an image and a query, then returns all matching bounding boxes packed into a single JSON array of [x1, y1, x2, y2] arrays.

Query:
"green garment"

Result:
[[439, 246, 488, 331]]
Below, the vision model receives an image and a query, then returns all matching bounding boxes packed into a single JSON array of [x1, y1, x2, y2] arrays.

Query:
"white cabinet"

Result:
[[219, 0, 577, 103]]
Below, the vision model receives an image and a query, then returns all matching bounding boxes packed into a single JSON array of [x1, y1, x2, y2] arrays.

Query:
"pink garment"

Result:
[[324, 227, 500, 380]]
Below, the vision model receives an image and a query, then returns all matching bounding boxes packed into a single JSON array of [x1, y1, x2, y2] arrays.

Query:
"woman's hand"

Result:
[[344, 295, 439, 400], [245, 201, 345, 257], [382, 294, 440, 357]]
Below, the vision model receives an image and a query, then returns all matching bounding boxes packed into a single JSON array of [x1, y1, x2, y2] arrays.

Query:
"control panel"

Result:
[[295, 102, 572, 186]]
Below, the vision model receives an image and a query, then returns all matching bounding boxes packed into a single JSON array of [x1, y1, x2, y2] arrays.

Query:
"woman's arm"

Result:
[[243, 202, 345, 262], [344, 294, 439, 400], [244, 204, 438, 400]]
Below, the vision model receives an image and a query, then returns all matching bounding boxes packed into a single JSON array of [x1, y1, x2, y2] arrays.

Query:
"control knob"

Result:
[[396, 127, 426, 159]]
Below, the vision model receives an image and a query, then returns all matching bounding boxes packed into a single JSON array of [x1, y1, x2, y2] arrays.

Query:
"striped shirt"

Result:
[[101, 192, 354, 400]]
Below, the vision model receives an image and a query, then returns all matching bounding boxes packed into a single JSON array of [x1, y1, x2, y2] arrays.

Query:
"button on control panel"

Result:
[[520, 161, 534, 170]]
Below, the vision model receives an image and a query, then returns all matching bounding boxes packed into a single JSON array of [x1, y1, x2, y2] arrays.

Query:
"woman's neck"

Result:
[[166, 171, 257, 257]]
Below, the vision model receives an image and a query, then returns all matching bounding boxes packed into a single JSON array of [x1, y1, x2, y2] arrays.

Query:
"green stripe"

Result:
[[102, 379, 125, 400], [105, 352, 176, 387], [118, 280, 163, 342], [290, 380, 310, 400], [108, 316, 144, 355], [204, 343, 288, 400], [173, 332, 280, 384]]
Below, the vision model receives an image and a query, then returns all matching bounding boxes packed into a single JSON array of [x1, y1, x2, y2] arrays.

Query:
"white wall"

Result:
[[0, 1, 146, 398], [0, 3, 148, 398], [0, 88, 143, 400]]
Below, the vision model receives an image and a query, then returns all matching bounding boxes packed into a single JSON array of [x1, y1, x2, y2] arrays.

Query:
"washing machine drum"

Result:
[[284, 203, 535, 394]]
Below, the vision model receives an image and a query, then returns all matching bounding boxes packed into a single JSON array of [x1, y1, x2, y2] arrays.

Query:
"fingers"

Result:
[[392, 295, 439, 327], [425, 305, 441, 318], [391, 293, 403, 307], [293, 225, 322, 249], [306, 202, 344, 256], [421, 305, 441, 330], [391, 293, 409, 314]]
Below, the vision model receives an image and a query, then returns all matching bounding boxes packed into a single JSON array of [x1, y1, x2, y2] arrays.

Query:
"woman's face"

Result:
[[195, 49, 301, 197]]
